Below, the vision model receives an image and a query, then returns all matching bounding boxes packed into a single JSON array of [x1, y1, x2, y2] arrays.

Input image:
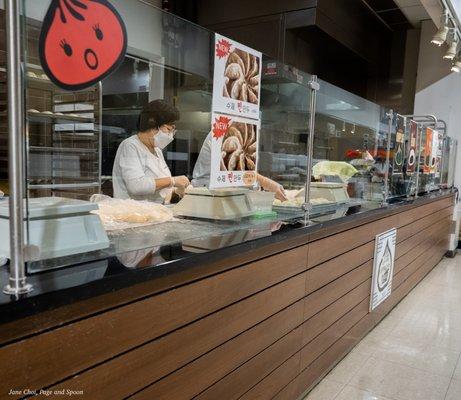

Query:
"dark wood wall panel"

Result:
[[307, 242, 374, 293], [51, 275, 306, 399], [0, 195, 454, 400], [302, 279, 371, 346], [0, 246, 308, 397], [307, 197, 452, 267], [195, 265, 372, 400], [396, 211, 452, 258], [304, 261, 371, 321]]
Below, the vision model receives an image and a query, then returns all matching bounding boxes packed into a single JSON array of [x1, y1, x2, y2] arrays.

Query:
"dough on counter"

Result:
[[91, 196, 174, 229], [310, 197, 332, 205]]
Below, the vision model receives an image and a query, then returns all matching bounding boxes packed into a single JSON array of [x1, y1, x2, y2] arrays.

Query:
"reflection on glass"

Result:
[[313, 79, 388, 213]]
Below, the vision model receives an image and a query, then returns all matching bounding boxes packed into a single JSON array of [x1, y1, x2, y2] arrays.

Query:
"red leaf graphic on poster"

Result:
[[215, 38, 231, 59], [39, 0, 127, 91], [212, 116, 232, 138]]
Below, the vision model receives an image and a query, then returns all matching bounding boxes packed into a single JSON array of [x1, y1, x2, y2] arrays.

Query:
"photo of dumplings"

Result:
[[220, 122, 257, 171], [222, 48, 260, 104]]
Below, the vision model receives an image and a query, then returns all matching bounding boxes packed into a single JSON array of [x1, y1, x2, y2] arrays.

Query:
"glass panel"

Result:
[[416, 124, 441, 193], [312, 78, 385, 222], [447, 137, 457, 188], [259, 59, 310, 216], [21, 1, 309, 273], [388, 114, 413, 200]]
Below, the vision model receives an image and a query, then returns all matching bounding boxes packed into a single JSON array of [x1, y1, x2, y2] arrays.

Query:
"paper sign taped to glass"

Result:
[[209, 113, 259, 189], [370, 228, 397, 311]]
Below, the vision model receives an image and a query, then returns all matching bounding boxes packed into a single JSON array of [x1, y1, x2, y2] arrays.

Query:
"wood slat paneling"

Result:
[[302, 279, 371, 346], [0, 247, 308, 397], [50, 274, 306, 399], [396, 214, 451, 259], [307, 241, 374, 293], [127, 309, 303, 399], [308, 197, 452, 267], [304, 260, 372, 321], [300, 297, 370, 370], [396, 205, 453, 244]]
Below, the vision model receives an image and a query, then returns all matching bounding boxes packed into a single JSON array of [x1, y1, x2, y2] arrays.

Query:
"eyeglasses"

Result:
[[162, 124, 176, 133]]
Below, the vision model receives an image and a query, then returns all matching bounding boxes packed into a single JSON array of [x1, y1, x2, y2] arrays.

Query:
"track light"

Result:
[[432, 11, 450, 46], [451, 55, 461, 72], [444, 37, 458, 60]]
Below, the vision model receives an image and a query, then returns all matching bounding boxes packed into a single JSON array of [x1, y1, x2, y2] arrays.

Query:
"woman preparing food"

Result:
[[112, 99, 190, 203]]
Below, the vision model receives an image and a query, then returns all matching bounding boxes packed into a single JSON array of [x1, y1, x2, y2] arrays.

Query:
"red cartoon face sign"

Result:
[[39, 0, 127, 91]]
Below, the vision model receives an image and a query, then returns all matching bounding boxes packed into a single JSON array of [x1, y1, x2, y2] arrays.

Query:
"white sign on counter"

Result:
[[370, 228, 397, 311], [212, 33, 262, 120]]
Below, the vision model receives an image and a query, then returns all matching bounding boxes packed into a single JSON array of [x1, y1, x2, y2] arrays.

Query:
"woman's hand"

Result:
[[257, 175, 288, 201], [274, 185, 288, 201], [172, 175, 190, 189]]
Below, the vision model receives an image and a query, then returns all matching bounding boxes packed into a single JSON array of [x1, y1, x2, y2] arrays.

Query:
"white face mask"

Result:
[[153, 129, 174, 149]]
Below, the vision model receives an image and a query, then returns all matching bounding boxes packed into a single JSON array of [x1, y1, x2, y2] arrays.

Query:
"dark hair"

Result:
[[137, 99, 180, 131]]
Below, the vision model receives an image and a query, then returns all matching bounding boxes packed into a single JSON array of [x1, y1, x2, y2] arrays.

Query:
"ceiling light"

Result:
[[444, 38, 458, 60], [432, 11, 450, 46], [451, 56, 461, 73]]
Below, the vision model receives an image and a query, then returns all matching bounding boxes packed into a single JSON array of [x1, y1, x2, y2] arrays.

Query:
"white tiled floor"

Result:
[[304, 255, 461, 400]]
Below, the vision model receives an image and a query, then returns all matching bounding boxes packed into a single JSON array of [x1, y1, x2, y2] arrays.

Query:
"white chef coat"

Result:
[[112, 135, 172, 203], [192, 132, 212, 187]]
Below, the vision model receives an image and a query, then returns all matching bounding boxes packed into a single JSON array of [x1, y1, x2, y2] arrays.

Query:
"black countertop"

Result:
[[0, 190, 456, 328]]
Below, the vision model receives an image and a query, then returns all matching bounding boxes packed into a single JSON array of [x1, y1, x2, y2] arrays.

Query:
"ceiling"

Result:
[[363, 0, 432, 28]]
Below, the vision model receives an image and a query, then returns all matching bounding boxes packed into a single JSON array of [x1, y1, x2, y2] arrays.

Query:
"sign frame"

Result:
[[370, 228, 397, 311]]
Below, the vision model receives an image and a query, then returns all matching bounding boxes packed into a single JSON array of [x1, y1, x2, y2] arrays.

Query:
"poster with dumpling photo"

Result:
[[212, 33, 262, 119], [209, 113, 259, 189]]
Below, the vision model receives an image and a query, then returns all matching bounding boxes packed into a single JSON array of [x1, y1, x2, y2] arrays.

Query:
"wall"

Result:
[[414, 19, 461, 189]]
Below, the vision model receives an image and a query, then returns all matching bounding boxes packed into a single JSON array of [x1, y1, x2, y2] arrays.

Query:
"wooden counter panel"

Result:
[[304, 261, 372, 321], [240, 351, 302, 400], [117, 258, 372, 399], [396, 205, 453, 245], [395, 222, 450, 276], [50, 274, 306, 399], [194, 327, 303, 400], [302, 279, 371, 346], [300, 297, 369, 370], [195, 274, 371, 400], [307, 242, 374, 294], [126, 312, 303, 399], [308, 197, 452, 268], [392, 231, 445, 287], [273, 311, 375, 400], [0, 246, 308, 397], [396, 214, 452, 259]]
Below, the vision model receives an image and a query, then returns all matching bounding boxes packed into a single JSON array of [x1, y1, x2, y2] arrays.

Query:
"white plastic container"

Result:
[[246, 191, 275, 212]]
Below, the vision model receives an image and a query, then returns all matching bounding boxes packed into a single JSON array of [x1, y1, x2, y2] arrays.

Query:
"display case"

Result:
[[6, 0, 455, 275]]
